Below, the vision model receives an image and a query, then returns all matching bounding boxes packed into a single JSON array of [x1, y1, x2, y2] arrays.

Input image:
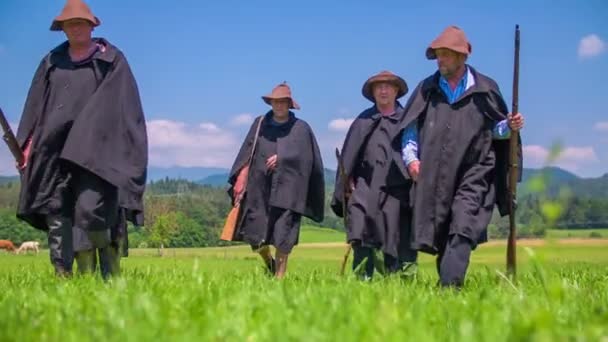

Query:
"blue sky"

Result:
[[0, 0, 606, 177]]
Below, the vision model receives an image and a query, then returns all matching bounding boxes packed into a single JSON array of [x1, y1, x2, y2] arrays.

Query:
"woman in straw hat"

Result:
[[15, 0, 147, 279], [227, 83, 325, 278]]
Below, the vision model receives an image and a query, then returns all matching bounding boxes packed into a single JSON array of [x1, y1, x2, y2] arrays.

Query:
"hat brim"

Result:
[[262, 96, 300, 110], [426, 44, 471, 60], [50, 16, 100, 31], [362, 76, 408, 103]]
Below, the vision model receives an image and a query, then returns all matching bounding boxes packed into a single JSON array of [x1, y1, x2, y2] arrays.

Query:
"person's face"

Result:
[[271, 98, 290, 118], [373, 82, 398, 107], [435, 48, 466, 79], [62, 19, 93, 46]]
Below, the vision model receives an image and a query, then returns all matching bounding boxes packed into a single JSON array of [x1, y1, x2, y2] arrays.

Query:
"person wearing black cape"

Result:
[[15, 0, 148, 278], [331, 71, 418, 280], [228, 83, 325, 279], [398, 26, 524, 287]]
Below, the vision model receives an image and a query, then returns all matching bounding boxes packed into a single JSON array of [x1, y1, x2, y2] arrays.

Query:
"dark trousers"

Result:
[[45, 167, 121, 276], [46, 211, 122, 277], [436, 234, 473, 287], [69, 170, 118, 252], [46, 214, 74, 272]]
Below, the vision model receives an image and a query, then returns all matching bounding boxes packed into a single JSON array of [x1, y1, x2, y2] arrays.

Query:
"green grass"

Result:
[[546, 228, 608, 239], [1, 242, 607, 341], [298, 225, 346, 243]]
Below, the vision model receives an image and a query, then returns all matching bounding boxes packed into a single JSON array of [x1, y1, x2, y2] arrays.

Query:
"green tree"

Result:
[[147, 212, 180, 255]]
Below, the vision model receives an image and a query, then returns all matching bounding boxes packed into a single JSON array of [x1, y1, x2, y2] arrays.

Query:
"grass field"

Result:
[[298, 225, 346, 243], [1, 235, 607, 341]]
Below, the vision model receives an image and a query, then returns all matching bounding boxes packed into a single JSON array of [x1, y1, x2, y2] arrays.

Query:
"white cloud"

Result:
[[0, 118, 259, 172], [147, 119, 240, 168], [328, 118, 355, 132], [198, 122, 220, 132], [230, 113, 254, 126], [524, 145, 599, 172], [578, 34, 606, 59], [593, 121, 608, 132]]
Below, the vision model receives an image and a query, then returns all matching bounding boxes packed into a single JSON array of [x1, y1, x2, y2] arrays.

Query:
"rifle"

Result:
[[507, 25, 520, 279], [336, 148, 352, 276], [0, 107, 24, 166]]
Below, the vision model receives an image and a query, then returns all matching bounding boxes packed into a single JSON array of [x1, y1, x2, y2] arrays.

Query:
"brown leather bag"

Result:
[[220, 116, 263, 241]]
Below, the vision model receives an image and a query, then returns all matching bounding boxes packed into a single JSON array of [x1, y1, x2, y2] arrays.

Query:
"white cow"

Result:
[[17, 241, 40, 254]]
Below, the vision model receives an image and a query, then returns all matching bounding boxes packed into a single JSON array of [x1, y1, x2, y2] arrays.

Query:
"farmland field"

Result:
[[1, 234, 607, 341]]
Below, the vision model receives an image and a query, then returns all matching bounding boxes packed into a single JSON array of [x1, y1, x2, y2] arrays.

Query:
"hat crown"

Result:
[[61, 0, 94, 16], [426, 25, 472, 59], [51, 0, 100, 31], [361, 70, 409, 102], [262, 82, 301, 110], [270, 83, 293, 98]]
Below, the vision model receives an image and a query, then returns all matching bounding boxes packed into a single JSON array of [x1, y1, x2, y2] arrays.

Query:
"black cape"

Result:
[[398, 67, 522, 254], [228, 112, 325, 223], [330, 105, 413, 256], [330, 105, 411, 218], [16, 38, 148, 230]]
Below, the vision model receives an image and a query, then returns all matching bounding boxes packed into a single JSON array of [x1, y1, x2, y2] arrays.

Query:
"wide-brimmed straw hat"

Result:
[[261, 82, 300, 110], [361, 70, 408, 102], [426, 25, 472, 60], [50, 0, 100, 31]]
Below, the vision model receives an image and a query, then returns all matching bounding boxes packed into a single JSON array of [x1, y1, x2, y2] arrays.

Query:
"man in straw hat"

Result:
[[331, 71, 418, 280], [397, 25, 524, 287], [227, 82, 325, 279], [15, 0, 147, 278]]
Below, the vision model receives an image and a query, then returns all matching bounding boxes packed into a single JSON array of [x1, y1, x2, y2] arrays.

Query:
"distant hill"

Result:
[[4, 165, 607, 199], [519, 167, 608, 199], [521, 166, 580, 184], [198, 174, 230, 187], [194, 166, 608, 199], [197, 168, 338, 188], [147, 167, 229, 182], [0, 176, 19, 185]]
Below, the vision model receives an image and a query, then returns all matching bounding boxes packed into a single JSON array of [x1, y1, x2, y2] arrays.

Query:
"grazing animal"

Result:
[[0, 240, 16, 252], [17, 241, 40, 254]]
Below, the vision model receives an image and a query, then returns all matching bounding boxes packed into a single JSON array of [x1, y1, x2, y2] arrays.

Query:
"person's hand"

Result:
[[408, 160, 421, 182], [266, 154, 278, 172], [233, 166, 249, 201], [508, 113, 524, 131], [16, 138, 32, 170]]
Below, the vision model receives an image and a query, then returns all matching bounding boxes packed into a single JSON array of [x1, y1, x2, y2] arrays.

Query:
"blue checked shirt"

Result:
[[402, 66, 510, 166]]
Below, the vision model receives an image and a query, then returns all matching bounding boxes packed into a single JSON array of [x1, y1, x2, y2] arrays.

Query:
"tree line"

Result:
[[0, 177, 606, 247]]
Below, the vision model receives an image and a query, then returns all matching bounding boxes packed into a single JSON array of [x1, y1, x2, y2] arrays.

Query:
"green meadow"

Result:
[[1, 228, 607, 341]]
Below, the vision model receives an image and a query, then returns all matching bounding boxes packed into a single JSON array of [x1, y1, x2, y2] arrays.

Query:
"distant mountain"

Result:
[[521, 166, 579, 184], [196, 168, 339, 187], [0, 176, 19, 185], [519, 167, 607, 199], [5, 165, 605, 199], [147, 167, 229, 182], [198, 174, 230, 187], [324, 168, 336, 186], [307, 167, 607, 200]]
